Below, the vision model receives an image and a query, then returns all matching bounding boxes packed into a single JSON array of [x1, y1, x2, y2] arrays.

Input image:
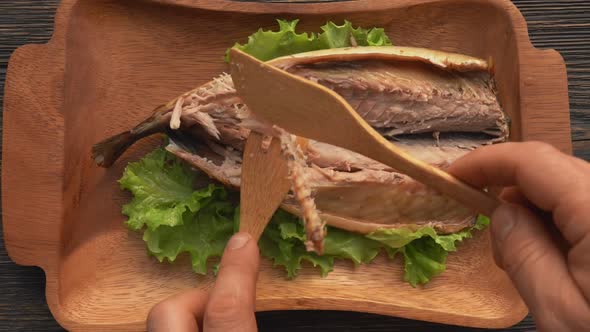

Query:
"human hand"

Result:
[[147, 232, 260, 332], [449, 142, 590, 331]]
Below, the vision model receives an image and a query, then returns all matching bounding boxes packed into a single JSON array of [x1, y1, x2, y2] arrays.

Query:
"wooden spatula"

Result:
[[239, 132, 291, 240], [229, 48, 500, 217]]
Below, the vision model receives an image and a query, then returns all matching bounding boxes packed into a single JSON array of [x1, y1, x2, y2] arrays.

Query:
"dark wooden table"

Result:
[[0, 0, 587, 331]]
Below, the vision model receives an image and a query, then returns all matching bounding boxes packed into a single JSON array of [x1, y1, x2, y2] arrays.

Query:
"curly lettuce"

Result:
[[120, 147, 489, 287], [225, 19, 392, 62], [367, 216, 490, 286]]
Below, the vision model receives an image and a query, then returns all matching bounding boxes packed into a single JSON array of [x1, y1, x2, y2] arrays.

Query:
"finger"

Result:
[[568, 232, 590, 306], [497, 188, 569, 258], [448, 141, 590, 245], [501, 187, 553, 222], [500, 187, 530, 206], [491, 204, 590, 331], [448, 142, 582, 209], [490, 187, 531, 266], [147, 288, 209, 332], [204, 232, 260, 332]]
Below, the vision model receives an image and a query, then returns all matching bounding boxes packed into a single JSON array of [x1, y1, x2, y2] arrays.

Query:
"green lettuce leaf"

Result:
[[225, 19, 392, 62], [120, 147, 235, 273], [258, 210, 382, 278], [323, 228, 385, 266], [316, 21, 391, 49], [143, 196, 234, 274], [272, 216, 382, 266], [119, 148, 215, 231], [366, 227, 438, 249], [475, 214, 491, 230], [401, 237, 448, 287], [259, 212, 335, 278], [367, 214, 491, 287]]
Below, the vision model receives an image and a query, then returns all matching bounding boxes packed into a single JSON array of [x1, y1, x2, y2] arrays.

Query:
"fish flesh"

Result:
[[92, 46, 508, 253]]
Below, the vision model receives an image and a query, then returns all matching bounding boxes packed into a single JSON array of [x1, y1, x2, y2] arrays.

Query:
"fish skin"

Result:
[[92, 47, 508, 236]]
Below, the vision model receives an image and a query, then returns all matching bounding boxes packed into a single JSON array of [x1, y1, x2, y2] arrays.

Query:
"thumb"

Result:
[[490, 204, 587, 330], [204, 232, 260, 332]]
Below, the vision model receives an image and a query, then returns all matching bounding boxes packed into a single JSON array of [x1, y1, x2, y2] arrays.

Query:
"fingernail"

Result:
[[492, 204, 517, 243], [227, 232, 251, 250]]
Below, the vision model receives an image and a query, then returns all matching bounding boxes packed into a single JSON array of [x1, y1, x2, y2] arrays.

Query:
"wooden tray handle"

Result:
[[518, 46, 572, 154], [2, 43, 64, 270]]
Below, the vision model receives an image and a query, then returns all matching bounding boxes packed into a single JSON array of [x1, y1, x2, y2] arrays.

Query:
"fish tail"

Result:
[[92, 131, 135, 168], [92, 104, 172, 167]]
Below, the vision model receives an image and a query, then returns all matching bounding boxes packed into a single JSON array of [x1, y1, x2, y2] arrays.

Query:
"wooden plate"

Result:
[[2, 0, 571, 330]]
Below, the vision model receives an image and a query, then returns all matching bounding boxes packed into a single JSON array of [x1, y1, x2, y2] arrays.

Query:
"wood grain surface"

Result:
[[0, 0, 587, 331]]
